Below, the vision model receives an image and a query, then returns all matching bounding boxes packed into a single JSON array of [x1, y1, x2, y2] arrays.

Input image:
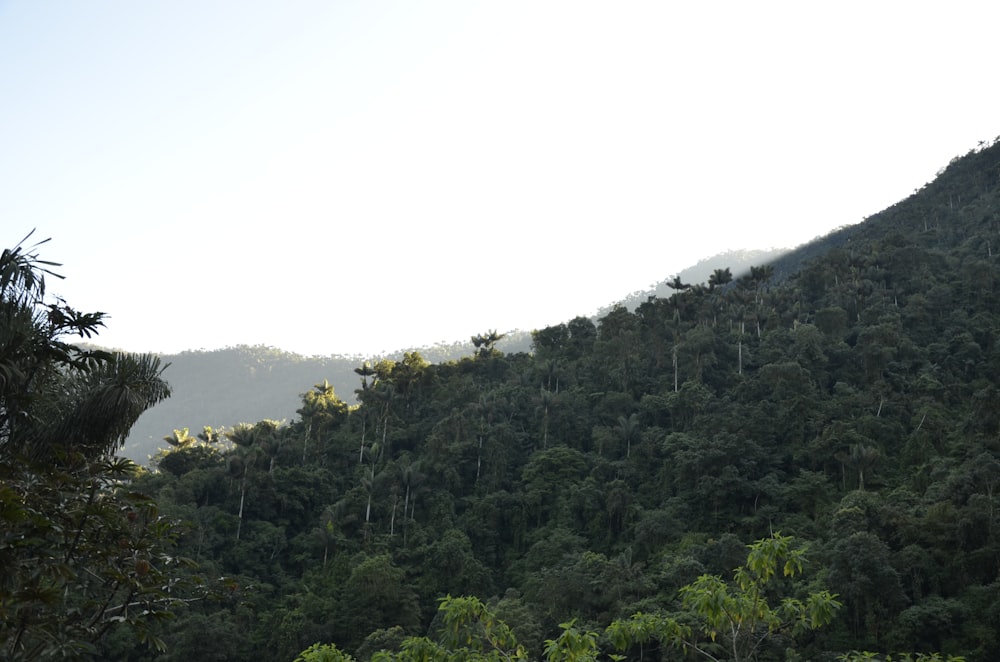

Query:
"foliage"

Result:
[[607, 533, 840, 661], [295, 642, 357, 661], [837, 653, 967, 662], [0, 232, 196, 659], [371, 595, 527, 661], [542, 620, 601, 662], [85, 140, 1000, 660]]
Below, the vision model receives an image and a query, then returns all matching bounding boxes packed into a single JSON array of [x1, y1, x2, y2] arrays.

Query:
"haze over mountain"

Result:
[[3, 3, 998, 359]]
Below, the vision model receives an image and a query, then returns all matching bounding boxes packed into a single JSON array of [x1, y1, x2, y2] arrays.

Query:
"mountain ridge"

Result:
[[109, 136, 1000, 659], [121, 247, 795, 462]]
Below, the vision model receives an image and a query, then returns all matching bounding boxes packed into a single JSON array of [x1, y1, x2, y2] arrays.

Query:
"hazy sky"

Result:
[[2, 2, 997, 357]]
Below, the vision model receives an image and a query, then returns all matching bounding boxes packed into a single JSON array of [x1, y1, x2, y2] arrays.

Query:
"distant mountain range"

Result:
[[120, 246, 798, 463]]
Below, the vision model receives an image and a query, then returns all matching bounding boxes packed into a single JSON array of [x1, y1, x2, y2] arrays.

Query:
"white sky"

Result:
[[2, 2, 998, 357]]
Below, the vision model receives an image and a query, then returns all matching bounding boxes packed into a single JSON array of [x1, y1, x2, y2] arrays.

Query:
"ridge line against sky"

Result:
[[2, 1, 998, 357]]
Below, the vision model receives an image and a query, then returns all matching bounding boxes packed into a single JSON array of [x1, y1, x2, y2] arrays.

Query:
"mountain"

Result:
[[122, 251, 790, 463], [120, 345, 360, 462], [94, 137, 1000, 659], [597, 247, 791, 316]]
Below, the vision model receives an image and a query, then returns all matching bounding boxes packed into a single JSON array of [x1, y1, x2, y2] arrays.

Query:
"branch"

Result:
[[679, 637, 723, 662]]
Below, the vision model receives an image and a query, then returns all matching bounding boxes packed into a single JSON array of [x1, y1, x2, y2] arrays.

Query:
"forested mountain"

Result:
[[108, 138, 1000, 661], [120, 339, 528, 463], [8, 137, 1000, 661], [122, 252, 787, 465], [601, 247, 791, 316]]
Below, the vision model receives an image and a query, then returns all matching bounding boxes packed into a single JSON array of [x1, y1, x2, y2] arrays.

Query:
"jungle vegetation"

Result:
[[4, 137, 1000, 660]]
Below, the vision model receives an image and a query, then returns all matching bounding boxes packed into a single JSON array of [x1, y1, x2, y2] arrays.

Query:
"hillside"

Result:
[[122, 338, 529, 463], [124, 251, 792, 463], [103, 137, 1000, 660]]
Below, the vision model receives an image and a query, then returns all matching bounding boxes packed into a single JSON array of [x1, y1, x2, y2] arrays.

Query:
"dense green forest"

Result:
[[5, 139, 1000, 660], [121, 250, 785, 466]]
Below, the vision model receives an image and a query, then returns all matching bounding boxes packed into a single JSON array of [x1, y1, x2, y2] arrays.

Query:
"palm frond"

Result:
[[41, 353, 172, 457]]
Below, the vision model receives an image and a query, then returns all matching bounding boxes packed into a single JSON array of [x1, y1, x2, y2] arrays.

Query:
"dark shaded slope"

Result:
[[118, 138, 1000, 660]]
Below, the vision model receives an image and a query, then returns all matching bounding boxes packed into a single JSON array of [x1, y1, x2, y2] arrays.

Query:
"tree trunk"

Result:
[[358, 416, 367, 464], [476, 433, 484, 482], [236, 464, 247, 541]]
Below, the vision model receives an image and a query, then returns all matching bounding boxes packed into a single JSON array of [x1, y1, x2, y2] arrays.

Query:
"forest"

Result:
[[118, 248, 787, 466], [4, 138, 1000, 661]]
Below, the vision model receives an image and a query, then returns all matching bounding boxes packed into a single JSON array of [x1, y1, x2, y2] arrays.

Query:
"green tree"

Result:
[[607, 533, 841, 661], [338, 554, 420, 650], [708, 267, 734, 292], [0, 232, 192, 659], [667, 275, 692, 291], [372, 595, 526, 661], [294, 642, 356, 661], [297, 380, 348, 461], [616, 413, 639, 459], [472, 330, 507, 358], [543, 621, 600, 662], [163, 427, 196, 448]]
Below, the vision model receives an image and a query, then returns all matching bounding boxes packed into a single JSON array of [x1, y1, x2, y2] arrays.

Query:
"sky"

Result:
[[2, 2, 998, 358]]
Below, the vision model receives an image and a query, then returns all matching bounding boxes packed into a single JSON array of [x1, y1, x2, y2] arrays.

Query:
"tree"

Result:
[[607, 533, 841, 661], [543, 621, 600, 661], [297, 380, 348, 461], [294, 642, 356, 661], [837, 653, 967, 661], [827, 531, 907, 647], [0, 232, 193, 659], [667, 275, 692, 291], [153, 436, 222, 477], [399, 457, 424, 544], [616, 413, 639, 459], [338, 555, 421, 652], [472, 330, 507, 358], [354, 361, 377, 392], [163, 427, 196, 449], [372, 595, 527, 661], [847, 444, 880, 492], [708, 267, 733, 292], [225, 421, 264, 541]]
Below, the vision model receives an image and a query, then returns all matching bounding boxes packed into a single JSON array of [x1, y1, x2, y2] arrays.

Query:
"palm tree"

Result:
[[400, 459, 424, 520], [163, 427, 196, 449], [617, 413, 640, 459], [708, 267, 733, 292], [848, 444, 880, 491], [354, 361, 377, 392], [362, 442, 383, 524], [666, 275, 691, 291], [225, 423, 270, 540], [537, 388, 555, 449], [472, 329, 507, 357], [315, 501, 352, 568], [750, 264, 775, 284], [197, 425, 224, 445], [749, 264, 775, 306], [298, 381, 345, 462], [35, 351, 171, 460]]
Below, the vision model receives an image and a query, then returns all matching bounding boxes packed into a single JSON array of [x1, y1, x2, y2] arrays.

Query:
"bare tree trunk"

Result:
[[358, 416, 366, 464], [236, 464, 247, 541], [673, 346, 679, 392], [303, 422, 310, 464], [475, 434, 483, 482]]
